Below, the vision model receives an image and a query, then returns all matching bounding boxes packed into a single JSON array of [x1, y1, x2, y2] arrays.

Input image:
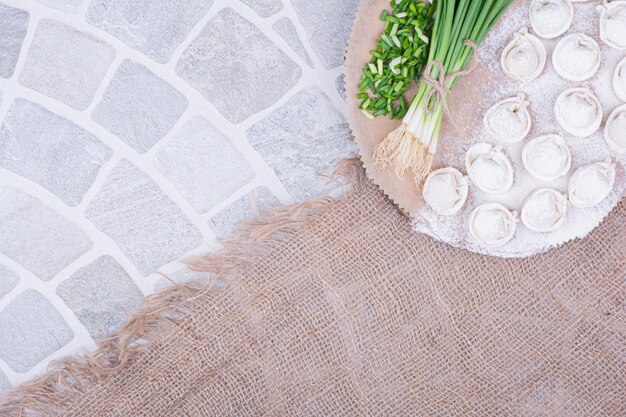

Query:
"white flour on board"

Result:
[[411, 0, 626, 258]]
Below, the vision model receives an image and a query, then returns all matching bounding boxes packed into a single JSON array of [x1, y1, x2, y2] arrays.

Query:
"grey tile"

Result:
[[85, 160, 203, 275], [0, 4, 29, 79], [247, 87, 356, 200], [272, 17, 313, 67], [0, 99, 112, 206], [0, 265, 19, 300], [240, 0, 282, 17], [92, 60, 188, 153], [153, 117, 254, 214], [0, 186, 92, 281], [291, 0, 359, 69], [336, 74, 346, 101], [36, 0, 83, 14], [208, 187, 280, 239], [0, 290, 73, 372], [87, 0, 214, 63], [175, 8, 301, 123], [0, 369, 9, 392], [57, 256, 142, 341], [19, 20, 115, 110]]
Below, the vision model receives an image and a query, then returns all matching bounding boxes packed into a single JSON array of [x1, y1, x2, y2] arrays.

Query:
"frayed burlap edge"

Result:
[[0, 159, 369, 417]]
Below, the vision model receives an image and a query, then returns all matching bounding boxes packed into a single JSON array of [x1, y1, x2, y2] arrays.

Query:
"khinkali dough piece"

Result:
[[568, 159, 616, 208], [521, 188, 568, 232], [598, 0, 626, 50], [530, 0, 574, 39], [483, 93, 532, 143], [555, 87, 603, 137], [522, 133, 572, 181], [469, 203, 518, 247], [604, 104, 626, 155], [465, 143, 514, 194], [501, 28, 547, 82], [613, 57, 626, 101], [552, 33, 601, 81], [422, 168, 470, 215]]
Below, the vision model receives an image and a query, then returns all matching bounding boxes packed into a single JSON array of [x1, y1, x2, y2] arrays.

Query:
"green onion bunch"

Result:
[[374, 0, 513, 181], [358, 0, 434, 120]]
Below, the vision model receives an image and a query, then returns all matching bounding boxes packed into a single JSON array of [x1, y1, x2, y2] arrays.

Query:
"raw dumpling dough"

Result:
[[465, 143, 514, 194], [568, 159, 616, 208], [598, 0, 626, 49], [422, 167, 469, 215], [604, 104, 626, 155], [469, 203, 518, 247], [552, 33, 601, 81], [483, 94, 532, 143], [530, 0, 574, 39], [555, 87, 603, 137], [521, 188, 568, 232], [501, 28, 547, 82], [613, 57, 626, 101], [522, 133, 572, 181]]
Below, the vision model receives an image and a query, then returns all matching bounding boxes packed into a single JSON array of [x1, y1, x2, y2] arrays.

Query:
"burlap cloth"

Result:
[[0, 160, 623, 416]]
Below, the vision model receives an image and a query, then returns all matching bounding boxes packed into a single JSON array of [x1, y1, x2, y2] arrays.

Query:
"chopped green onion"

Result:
[[358, 0, 434, 119], [391, 34, 402, 48], [389, 56, 403, 74], [361, 109, 375, 119]]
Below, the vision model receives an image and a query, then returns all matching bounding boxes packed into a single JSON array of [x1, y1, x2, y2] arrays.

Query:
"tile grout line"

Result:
[[0, 167, 160, 293], [3, 0, 347, 211], [18, 0, 302, 208], [0, 0, 358, 388]]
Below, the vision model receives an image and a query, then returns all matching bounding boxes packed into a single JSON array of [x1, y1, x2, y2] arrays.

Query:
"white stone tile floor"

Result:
[[0, 0, 357, 392]]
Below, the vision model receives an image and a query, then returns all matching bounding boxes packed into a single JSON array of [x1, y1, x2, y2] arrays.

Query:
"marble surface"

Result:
[[0, 0, 357, 392]]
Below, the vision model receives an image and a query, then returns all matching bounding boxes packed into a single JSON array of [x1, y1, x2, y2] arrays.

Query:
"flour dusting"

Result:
[[412, 0, 626, 258]]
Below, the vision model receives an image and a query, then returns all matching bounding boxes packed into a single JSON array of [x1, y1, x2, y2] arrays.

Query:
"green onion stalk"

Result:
[[374, 0, 513, 182]]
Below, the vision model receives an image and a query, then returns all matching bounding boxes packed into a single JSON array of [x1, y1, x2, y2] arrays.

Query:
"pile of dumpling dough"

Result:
[[422, 0, 625, 248]]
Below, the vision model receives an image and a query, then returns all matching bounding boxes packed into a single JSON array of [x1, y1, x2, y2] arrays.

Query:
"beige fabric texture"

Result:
[[0, 160, 624, 416]]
